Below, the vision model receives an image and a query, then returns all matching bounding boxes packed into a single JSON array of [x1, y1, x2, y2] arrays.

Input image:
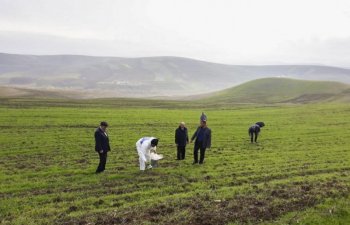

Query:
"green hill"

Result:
[[203, 78, 350, 104]]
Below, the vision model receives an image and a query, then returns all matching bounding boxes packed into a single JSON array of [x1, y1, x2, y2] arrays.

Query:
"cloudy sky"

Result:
[[1, 0, 350, 66]]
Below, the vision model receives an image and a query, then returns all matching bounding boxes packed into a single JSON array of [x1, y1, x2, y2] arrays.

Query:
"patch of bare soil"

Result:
[[56, 180, 349, 225]]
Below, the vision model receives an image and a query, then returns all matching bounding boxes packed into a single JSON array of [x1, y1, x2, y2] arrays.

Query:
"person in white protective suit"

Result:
[[135, 137, 162, 171]]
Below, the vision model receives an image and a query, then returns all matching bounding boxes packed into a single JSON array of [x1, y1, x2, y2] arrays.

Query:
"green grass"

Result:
[[0, 99, 349, 225]]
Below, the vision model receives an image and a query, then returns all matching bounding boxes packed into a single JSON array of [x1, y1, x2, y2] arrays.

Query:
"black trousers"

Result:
[[194, 141, 206, 164], [177, 146, 186, 160], [249, 131, 259, 143], [96, 152, 107, 173]]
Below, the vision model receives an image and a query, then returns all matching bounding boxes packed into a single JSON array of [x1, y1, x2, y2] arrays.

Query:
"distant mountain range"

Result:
[[1, 52, 350, 97]]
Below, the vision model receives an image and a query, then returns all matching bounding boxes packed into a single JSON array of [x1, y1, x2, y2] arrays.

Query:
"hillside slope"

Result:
[[0, 86, 86, 99], [203, 78, 350, 104]]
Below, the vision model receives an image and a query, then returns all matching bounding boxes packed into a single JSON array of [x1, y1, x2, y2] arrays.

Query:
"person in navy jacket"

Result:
[[95, 121, 111, 173], [248, 122, 265, 143], [190, 113, 211, 164]]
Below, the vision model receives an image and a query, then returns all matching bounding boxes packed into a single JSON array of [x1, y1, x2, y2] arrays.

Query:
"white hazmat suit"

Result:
[[136, 137, 162, 171]]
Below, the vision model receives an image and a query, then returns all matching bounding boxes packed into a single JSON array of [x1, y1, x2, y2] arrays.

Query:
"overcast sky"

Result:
[[1, 0, 350, 66]]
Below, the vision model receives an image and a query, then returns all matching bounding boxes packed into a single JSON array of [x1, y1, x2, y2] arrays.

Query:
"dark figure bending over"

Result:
[[175, 122, 189, 160], [95, 121, 111, 173], [191, 113, 211, 164], [248, 122, 265, 143]]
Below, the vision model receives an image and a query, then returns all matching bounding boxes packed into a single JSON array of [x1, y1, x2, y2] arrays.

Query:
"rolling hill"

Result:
[[201, 78, 350, 104], [1, 78, 349, 106], [0, 86, 86, 99], [1, 53, 350, 97]]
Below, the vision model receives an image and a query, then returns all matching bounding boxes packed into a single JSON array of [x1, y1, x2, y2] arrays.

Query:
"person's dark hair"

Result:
[[100, 121, 109, 127], [151, 139, 158, 147]]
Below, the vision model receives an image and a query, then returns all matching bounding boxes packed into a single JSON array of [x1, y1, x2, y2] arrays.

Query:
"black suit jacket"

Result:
[[175, 127, 189, 147], [95, 127, 111, 153], [191, 126, 211, 149]]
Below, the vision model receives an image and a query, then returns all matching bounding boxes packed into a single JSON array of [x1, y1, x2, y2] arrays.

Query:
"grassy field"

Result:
[[0, 99, 350, 225]]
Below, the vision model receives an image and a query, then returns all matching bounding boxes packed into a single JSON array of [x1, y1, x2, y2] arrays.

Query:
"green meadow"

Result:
[[0, 99, 349, 225]]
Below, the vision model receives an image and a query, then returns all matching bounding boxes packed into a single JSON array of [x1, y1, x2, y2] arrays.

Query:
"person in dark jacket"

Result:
[[175, 122, 189, 160], [190, 113, 211, 164], [95, 121, 111, 173], [248, 123, 262, 143]]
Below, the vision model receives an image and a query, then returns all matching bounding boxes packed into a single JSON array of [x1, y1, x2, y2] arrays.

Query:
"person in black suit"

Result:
[[95, 121, 111, 173], [190, 113, 211, 164], [175, 122, 189, 160]]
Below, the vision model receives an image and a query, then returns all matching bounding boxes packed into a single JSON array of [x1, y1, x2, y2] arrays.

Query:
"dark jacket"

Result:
[[175, 127, 189, 147], [248, 124, 261, 134], [191, 126, 211, 149], [95, 127, 111, 153]]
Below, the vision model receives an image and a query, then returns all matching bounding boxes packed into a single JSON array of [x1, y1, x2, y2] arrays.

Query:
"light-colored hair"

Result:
[[180, 122, 185, 126]]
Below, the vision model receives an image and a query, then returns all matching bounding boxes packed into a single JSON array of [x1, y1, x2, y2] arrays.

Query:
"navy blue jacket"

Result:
[[191, 126, 211, 149], [175, 127, 189, 147], [95, 127, 110, 153], [248, 124, 261, 134]]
